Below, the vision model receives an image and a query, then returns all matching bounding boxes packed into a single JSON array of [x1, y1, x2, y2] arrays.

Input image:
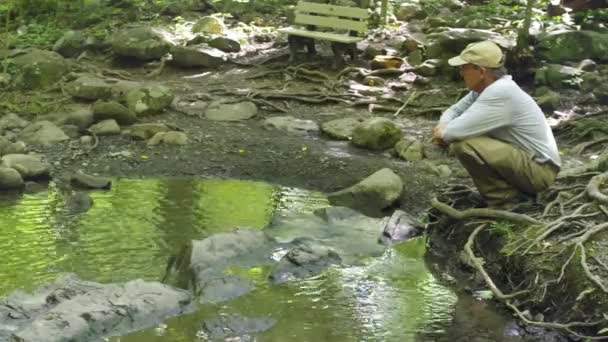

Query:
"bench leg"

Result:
[[348, 43, 357, 61], [287, 35, 317, 62], [331, 42, 348, 69]]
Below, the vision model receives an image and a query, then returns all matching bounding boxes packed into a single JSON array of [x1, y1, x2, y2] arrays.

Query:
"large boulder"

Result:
[[171, 45, 226, 68], [110, 27, 171, 61], [65, 75, 114, 101], [53, 30, 87, 58], [126, 85, 174, 116], [92, 100, 137, 125], [1, 154, 50, 179], [0, 274, 193, 342], [192, 16, 226, 34], [320, 117, 363, 140], [327, 168, 404, 214], [19, 121, 69, 147], [351, 117, 402, 150], [205, 101, 258, 121], [0, 167, 24, 190], [11, 49, 68, 89], [537, 30, 608, 63], [394, 2, 423, 21]]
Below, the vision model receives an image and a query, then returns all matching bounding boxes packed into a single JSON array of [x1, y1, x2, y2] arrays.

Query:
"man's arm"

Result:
[[439, 91, 477, 125], [442, 89, 512, 143]]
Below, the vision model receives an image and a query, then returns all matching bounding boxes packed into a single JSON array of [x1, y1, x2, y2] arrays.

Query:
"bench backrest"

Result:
[[293, 1, 369, 33]]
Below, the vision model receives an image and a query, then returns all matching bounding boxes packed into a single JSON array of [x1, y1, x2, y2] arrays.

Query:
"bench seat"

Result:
[[278, 27, 363, 44]]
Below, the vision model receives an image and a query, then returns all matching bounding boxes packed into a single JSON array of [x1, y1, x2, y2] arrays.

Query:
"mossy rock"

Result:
[[12, 49, 68, 90], [110, 27, 171, 61], [126, 85, 174, 116], [351, 117, 402, 150], [192, 16, 226, 35], [537, 30, 608, 64]]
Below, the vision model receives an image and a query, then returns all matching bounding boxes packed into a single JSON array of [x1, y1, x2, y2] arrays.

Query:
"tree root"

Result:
[[431, 197, 541, 225], [571, 137, 608, 155], [587, 172, 608, 205]]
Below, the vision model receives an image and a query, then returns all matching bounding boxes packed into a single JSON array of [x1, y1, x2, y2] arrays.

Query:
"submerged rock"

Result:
[[71, 172, 112, 189], [327, 168, 403, 214], [200, 314, 276, 341], [198, 275, 255, 304], [0, 274, 193, 342], [270, 239, 341, 284], [65, 191, 94, 214]]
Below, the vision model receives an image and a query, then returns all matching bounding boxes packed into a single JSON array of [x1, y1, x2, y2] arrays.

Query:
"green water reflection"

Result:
[[0, 179, 315, 296]]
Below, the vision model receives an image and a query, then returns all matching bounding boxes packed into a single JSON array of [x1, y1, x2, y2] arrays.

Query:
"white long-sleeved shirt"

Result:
[[440, 76, 561, 168]]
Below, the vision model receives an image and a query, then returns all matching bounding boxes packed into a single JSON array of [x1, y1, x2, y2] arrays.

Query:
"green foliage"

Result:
[[8, 23, 64, 49]]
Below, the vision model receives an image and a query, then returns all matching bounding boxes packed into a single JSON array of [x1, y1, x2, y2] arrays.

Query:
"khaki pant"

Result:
[[450, 136, 558, 206]]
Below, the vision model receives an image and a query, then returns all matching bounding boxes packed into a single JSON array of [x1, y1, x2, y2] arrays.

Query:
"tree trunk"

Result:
[[516, 0, 535, 53]]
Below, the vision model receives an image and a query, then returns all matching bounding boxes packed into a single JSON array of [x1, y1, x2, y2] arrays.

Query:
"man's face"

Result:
[[459, 64, 485, 92]]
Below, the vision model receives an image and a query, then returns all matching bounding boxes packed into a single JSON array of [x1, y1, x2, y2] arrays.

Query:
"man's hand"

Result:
[[432, 124, 446, 146]]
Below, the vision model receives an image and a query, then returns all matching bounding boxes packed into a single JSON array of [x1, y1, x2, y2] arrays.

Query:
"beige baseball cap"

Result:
[[448, 40, 504, 68]]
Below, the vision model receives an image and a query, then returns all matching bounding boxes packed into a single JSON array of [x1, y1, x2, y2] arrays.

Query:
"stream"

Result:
[[0, 179, 523, 341]]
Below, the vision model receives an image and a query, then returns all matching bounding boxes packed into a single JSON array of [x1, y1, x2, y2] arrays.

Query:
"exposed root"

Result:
[[431, 197, 541, 225], [587, 172, 608, 205]]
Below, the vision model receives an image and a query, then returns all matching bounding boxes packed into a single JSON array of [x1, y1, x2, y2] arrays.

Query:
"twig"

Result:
[[393, 91, 417, 117]]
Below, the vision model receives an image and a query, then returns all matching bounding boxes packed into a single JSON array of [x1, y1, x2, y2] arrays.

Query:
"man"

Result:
[[433, 40, 561, 209]]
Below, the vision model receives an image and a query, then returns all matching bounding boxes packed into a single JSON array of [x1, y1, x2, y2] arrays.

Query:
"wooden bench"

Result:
[[278, 1, 370, 67]]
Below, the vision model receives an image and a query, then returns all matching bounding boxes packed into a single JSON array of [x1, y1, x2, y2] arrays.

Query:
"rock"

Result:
[[44, 104, 94, 131], [1, 154, 50, 179], [395, 3, 422, 21], [578, 59, 597, 71], [123, 123, 171, 140], [110, 27, 171, 61], [53, 30, 87, 58], [428, 17, 449, 28], [466, 19, 493, 29], [209, 36, 241, 53], [201, 315, 276, 341], [270, 240, 341, 284], [537, 30, 608, 63], [65, 75, 114, 100], [0, 167, 24, 190], [92, 101, 137, 125], [351, 117, 402, 150], [71, 172, 112, 189], [534, 88, 561, 111], [327, 168, 404, 214], [394, 138, 425, 161], [147, 131, 188, 146], [415, 59, 440, 77], [320, 117, 363, 140], [19, 121, 69, 146], [423, 161, 452, 178], [0, 137, 27, 156], [89, 119, 121, 136], [171, 98, 209, 116], [263, 116, 319, 134], [192, 16, 226, 34], [126, 85, 174, 116], [426, 28, 515, 59], [362, 76, 385, 86], [163, 228, 274, 296], [0, 113, 30, 133], [1, 274, 193, 342], [61, 125, 81, 139], [364, 43, 387, 58], [171, 45, 226, 68], [0, 72, 10, 87], [378, 210, 424, 245], [407, 49, 424, 66], [403, 37, 424, 53], [198, 275, 255, 304], [11, 49, 69, 89], [65, 191, 94, 214], [535, 64, 583, 89], [205, 101, 258, 121], [24, 181, 46, 193]]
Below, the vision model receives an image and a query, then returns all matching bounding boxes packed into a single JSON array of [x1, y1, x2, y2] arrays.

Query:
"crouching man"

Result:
[[433, 40, 561, 209]]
